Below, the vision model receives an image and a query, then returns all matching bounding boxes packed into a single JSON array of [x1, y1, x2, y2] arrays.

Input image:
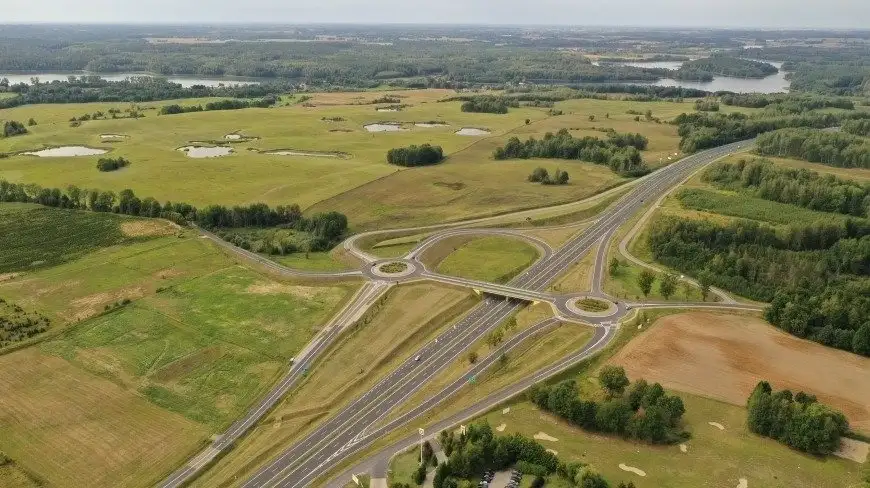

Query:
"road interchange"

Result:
[[161, 139, 763, 488]]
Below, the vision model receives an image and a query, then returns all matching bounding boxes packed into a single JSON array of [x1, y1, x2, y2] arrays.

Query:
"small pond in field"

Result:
[[178, 146, 233, 158], [23, 146, 107, 157], [455, 127, 490, 136], [364, 123, 408, 132]]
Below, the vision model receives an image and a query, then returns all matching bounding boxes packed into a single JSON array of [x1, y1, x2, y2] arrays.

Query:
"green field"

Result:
[[676, 187, 860, 225], [436, 236, 540, 284], [0, 90, 693, 231], [0, 203, 170, 273]]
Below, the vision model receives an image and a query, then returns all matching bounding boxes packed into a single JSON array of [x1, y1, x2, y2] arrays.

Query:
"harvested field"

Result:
[[0, 349, 207, 488], [610, 312, 870, 432]]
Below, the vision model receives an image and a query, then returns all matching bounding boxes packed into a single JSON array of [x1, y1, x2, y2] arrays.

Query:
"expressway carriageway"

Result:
[[235, 139, 753, 488]]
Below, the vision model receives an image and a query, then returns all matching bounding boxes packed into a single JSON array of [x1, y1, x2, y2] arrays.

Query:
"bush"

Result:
[[2, 120, 27, 137], [96, 157, 131, 172]]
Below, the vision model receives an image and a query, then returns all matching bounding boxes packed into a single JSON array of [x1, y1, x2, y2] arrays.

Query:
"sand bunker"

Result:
[[100, 134, 128, 140], [415, 122, 449, 128], [364, 123, 408, 132], [225, 134, 243, 140], [619, 464, 647, 477], [496, 424, 506, 432], [708, 422, 725, 430], [0, 272, 21, 282], [178, 146, 233, 158], [834, 437, 869, 463], [376, 108, 399, 112], [502, 407, 510, 414], [736, 478, 748, 488], [24, 146, 107, 157], [533, 432, 558, 442], [455, 127, 490, 136], [679, 444, 688, 453]]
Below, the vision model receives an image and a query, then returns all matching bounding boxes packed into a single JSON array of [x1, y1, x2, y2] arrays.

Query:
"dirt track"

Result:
[[611, 312, 870, 432]]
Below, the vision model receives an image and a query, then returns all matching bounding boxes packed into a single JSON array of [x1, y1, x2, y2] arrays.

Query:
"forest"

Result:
[[647, 215, 870, 356], [493, 129, 649, 177], [843, 119, 870, 137], [530, 368, 687, 445], [719, 93, 854, 112], [0, 76, 290, 108], [702, 158, 870, 218], [746, 381, 849, 455], [755, 128, 870, 169], [674, 111, 870, 153], [675, 55, 778, 80], [386, 144, 445, 167]]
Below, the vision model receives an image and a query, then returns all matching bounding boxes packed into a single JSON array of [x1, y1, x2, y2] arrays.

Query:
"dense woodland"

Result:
[[494, 129, 650, 177], [386, 144, 445, 167], [530, 368, 687, 445], [842, 119, 870, 137], [719, 93, 855, 112], [703, 159, 870, 218], [0, 76, 290, 109], [676, 55, 778, 81], [675, 111, 870, 153], [647, 215, 870, 356], [747, 381, 849, 455], [0, 180, 349, 254], [755, 128, 870, 169]]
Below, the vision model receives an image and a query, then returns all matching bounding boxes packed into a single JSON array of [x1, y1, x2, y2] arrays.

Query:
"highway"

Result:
[[161, 139, 756, 488], [230, 140, 753, 487]]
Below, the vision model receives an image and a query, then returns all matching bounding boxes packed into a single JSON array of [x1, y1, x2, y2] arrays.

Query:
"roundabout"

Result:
[[366, 259, 422, 280]]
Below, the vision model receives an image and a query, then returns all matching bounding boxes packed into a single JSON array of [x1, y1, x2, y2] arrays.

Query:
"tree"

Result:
[[528, 167, 550, 183], [486, 328, 504, 347], [27, 118, 37, 126], [598, 365, 630, 397], [681, 281, 692, 300], [432, 462, 451, 488], [698, 271, 712, 301], [637, 269, 656, 298], [413, 463, 427, 485], [626, 379, 649, 410], [659, 273, 678, 300], [609, 257, 620, 276], [595, 398, 633, 434], [853, 323, 870, 356], [525, 118, 531, 125], [575, 467, 609, 488], [467, 351, 479, 364]]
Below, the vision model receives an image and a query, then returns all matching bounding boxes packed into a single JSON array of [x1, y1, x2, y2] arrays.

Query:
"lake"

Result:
[[0, 72, 262, 88], [612, 60, 790, 94]]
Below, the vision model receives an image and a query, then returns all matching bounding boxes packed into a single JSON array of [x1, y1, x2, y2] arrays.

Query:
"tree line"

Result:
[[0, 76, 292, 109], [702, 158, 870, 218], [675, 110, 870, 153], [0, 180, 350, 254], [96, 157, 131, 172], [493, 129, 650, 177], [386, 144, 445, 167], [675, 55, 778, 80], [459, 96, 517, 114], [747, 381, 849, 455], [647, 215, 870, 356], [755, 128, 870, 169], [2, 121, 27, 138], [159, 96, 277, 115], [720, 93, 855, 113], [530, 366, 687, 444]]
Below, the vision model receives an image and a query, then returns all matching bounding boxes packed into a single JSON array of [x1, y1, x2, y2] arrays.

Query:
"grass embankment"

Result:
[[435, 236, 540, 284], [191, 282, 478, 487]]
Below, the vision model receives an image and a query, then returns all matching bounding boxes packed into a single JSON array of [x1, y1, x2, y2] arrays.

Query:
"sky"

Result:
[[3, 0, 870, 28]]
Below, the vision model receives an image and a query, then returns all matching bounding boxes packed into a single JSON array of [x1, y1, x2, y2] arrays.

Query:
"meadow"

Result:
[[1, 89, 695, 231], [435, 236, 541, 284]]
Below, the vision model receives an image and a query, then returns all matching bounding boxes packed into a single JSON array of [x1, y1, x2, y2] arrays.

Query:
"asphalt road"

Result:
[[232, 140, 753, 487]]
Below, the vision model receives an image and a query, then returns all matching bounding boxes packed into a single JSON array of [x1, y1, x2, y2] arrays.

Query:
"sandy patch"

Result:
[[121, 220, 175, 238], [496, 423, 506, 432], [619, 464, 647, 477], [834, 437, 869, 463], [245, 282, 320, 299], [533, 432, 559, 442], [0, 272, 21, 282], [502, 407, 511, 414], [546, 449, 558, 455], [68, 287, 145, 320], [708, 422, 725, 430], [736, 478, 748, 488], [609, 312, 870, 431], [680, 443, 688, 453]]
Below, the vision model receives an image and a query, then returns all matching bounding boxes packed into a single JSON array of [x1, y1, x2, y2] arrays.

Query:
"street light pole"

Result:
[[418, 428, 425, 465]]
